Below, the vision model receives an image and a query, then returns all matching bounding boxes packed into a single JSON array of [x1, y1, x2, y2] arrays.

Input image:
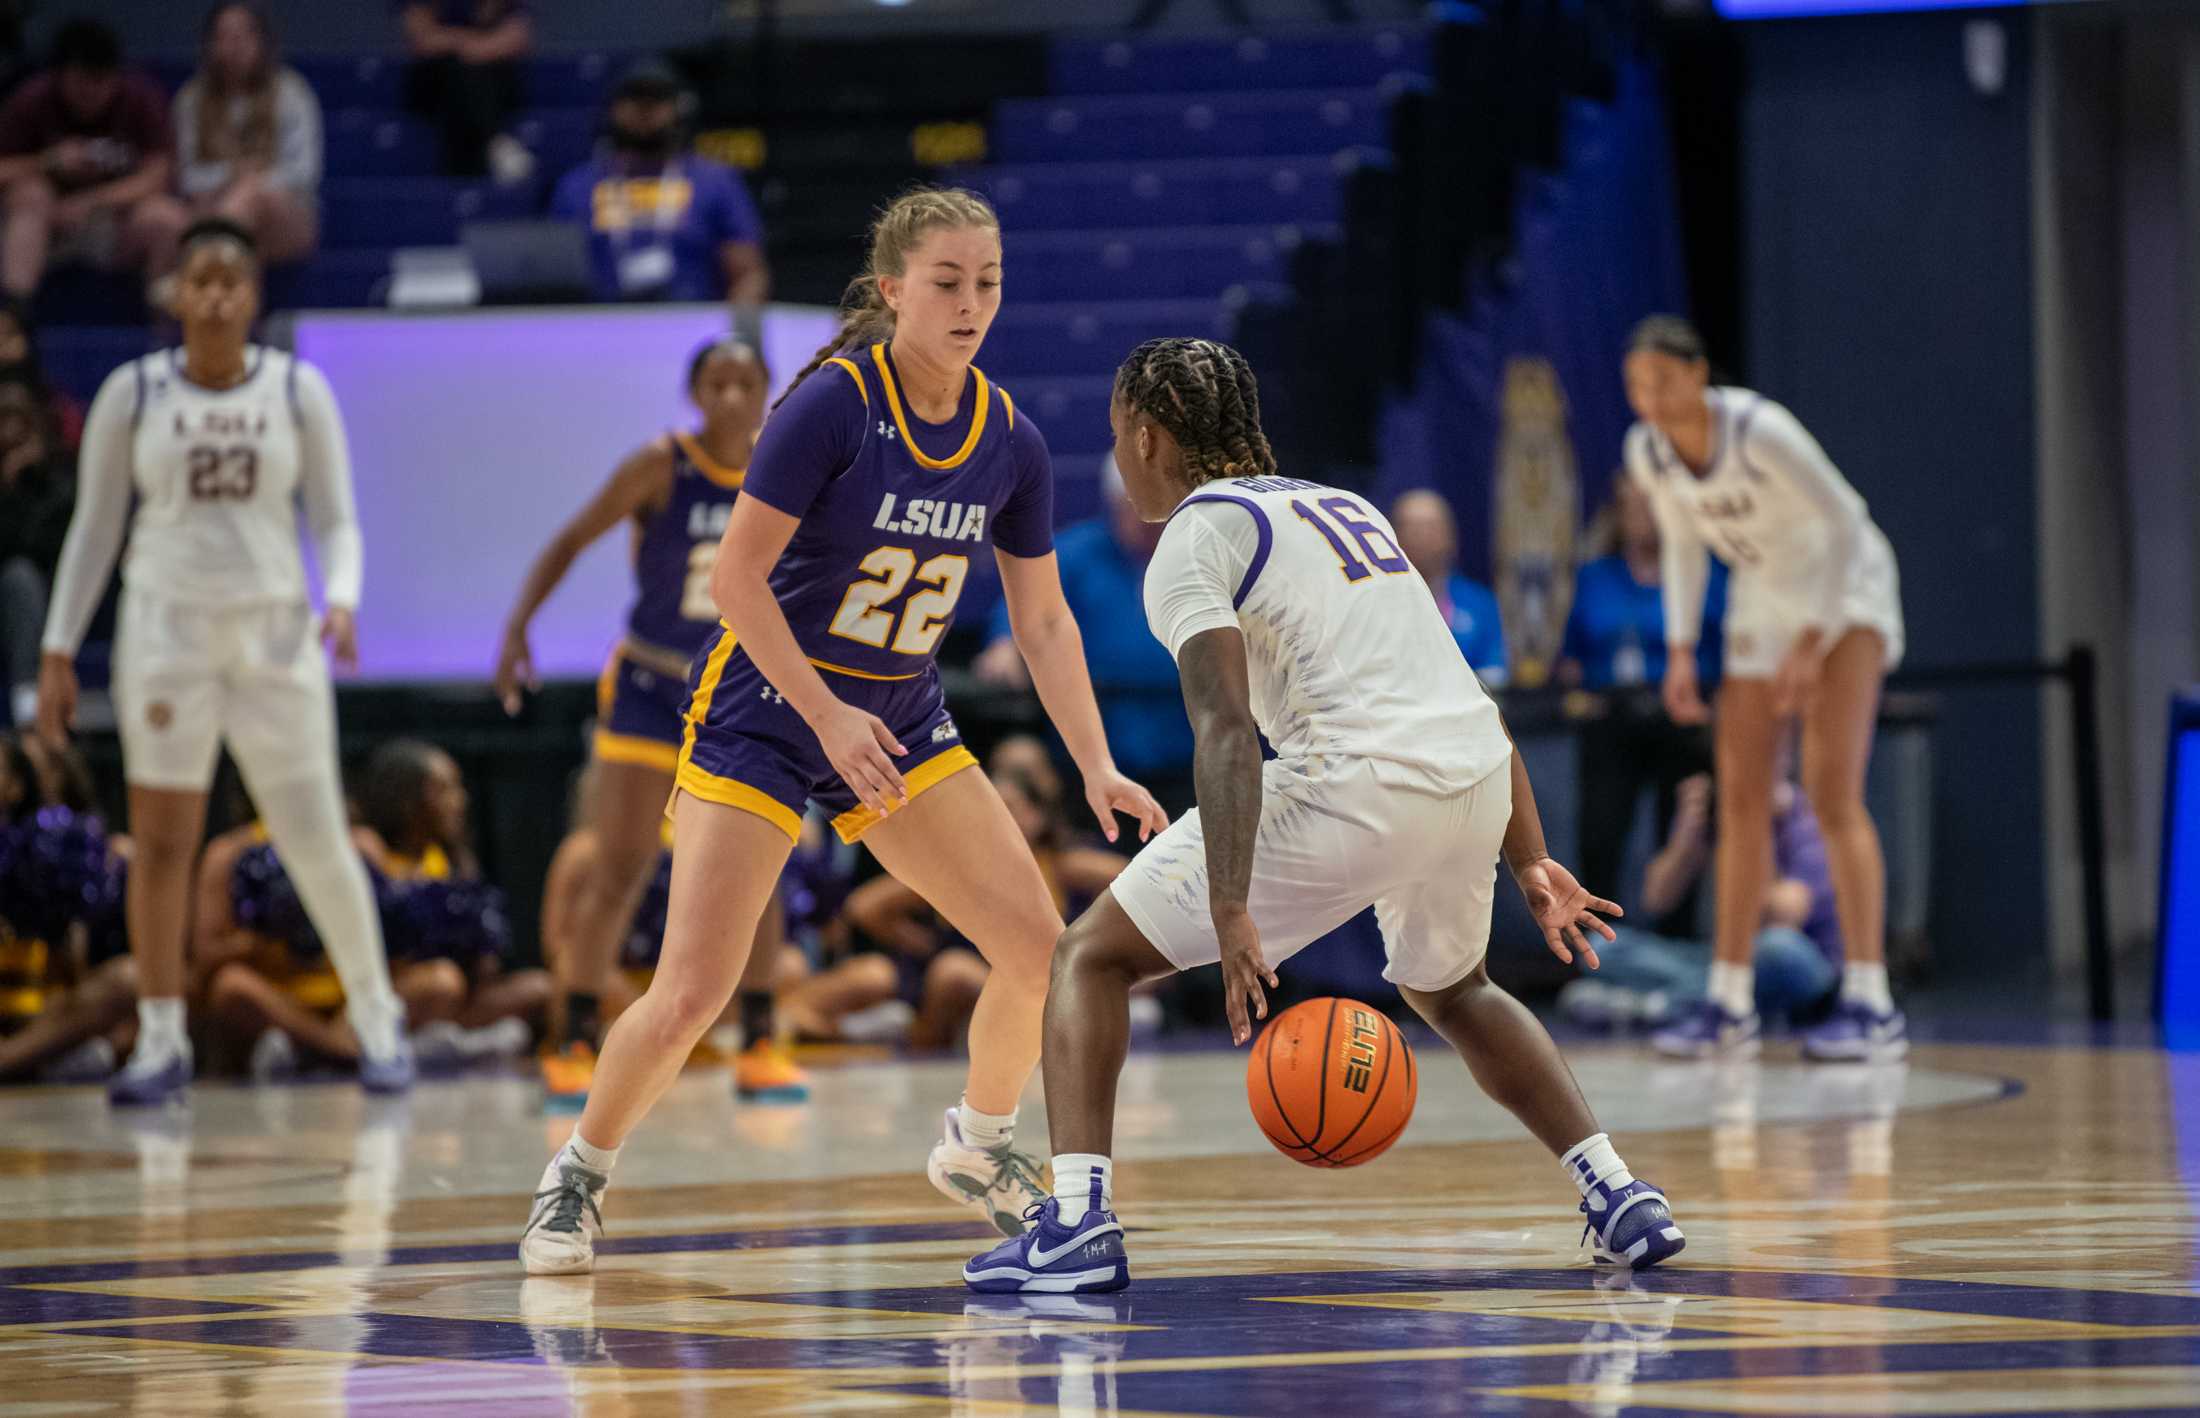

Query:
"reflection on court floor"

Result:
[[0, 1043, 2194, 1416]]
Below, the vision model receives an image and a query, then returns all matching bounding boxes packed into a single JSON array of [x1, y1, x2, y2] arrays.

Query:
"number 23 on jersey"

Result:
[[828, 547, 970, 657]]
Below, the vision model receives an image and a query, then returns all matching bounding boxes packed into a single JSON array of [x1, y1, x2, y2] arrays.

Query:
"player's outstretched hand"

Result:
[[1516, 857, 1620, 970], [1084, 765, 1168, 844], [1218, 905, 1278, 1047], [34, 651, 76, 749], [1661, 658, 1710, 726], [493, 626, 537, 716], [813, 700, 908, 814], [322, 608, 360, 672]]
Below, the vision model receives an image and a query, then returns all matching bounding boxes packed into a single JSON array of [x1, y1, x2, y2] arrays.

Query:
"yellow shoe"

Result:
[[540, 1041, 596, 1106], [733, 1038, 809, 1104]]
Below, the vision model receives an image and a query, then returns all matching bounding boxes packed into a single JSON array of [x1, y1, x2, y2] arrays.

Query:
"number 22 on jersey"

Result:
[[828, 547, 969, 657]]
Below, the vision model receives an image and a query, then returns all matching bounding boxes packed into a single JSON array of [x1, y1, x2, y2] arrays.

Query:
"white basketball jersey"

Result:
[[120, 346, 318, 603], [1142, 475, 1512, 796], [43, 345, 363, 657], [1624, 386, 1892, 647]]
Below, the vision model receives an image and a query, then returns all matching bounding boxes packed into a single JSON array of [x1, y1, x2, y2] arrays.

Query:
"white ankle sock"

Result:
[[957, 1097, 1016, 1151], [1707, 961, 1754, 1017], [1560, 1132, 1636, 1199], [563, 1133, 620, 1176], [137, 997, 186, 1052], [1842, 962, 1894, 1014], [1051, 1153, 1112, 1224]]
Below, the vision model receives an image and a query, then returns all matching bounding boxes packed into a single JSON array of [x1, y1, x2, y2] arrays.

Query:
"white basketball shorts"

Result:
[[112, 588, 338, 792], [1724, 523, 1905, 680], [1109, 756, 1512, 994]]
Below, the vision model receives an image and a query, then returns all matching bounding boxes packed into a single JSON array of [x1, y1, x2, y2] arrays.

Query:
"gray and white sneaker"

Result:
[[927, 1106, 1047, 1237], [520, 1153, 607, 1275]]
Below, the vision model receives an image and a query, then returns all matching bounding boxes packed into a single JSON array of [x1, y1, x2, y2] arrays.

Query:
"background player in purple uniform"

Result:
[[494, 338, 806, 1106], [520, 188, 1167, 1273]]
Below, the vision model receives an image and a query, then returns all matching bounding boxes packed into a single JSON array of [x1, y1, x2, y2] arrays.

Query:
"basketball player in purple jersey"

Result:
[[520, 189, 1167, 1273], [496, 339, 806, 1107]]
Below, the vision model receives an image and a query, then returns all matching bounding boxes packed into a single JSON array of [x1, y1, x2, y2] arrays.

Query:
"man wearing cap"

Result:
[[549, 61, 768, 308]]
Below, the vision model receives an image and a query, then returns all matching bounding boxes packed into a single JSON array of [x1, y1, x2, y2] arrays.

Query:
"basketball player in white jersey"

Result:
[[1621, 316, 1907, 1064], [36, 217, 413, 1104], [965, 339, 1685, 1294]]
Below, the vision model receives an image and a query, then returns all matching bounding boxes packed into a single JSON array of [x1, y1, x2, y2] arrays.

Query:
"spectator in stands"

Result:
[[0, 369, 69, 729], [1390, 487, 1508, 684], [0, 730, 135, 1084], [0, 20, 185, 302], [550, 60, 768, 308], [1560, 763, 1840, 1037], [1558, 475, 1723, 935], [779, 737, 1132, 1049], [973, 457, 1193, 810], [169, 3, 321, 269], [0, 300, 83, 447], [397, 0, 535, 184]]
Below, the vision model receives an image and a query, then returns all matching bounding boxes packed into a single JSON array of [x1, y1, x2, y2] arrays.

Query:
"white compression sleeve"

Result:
[[291, 360, 364, 612], [250, 768, 403, 1033], [1626, 441, 1710, 653], [40, 368, 137, 655], [1742, 400, 1862, 634]]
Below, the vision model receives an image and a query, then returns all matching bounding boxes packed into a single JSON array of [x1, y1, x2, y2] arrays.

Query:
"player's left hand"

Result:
[[322, 607, 360, 672], [1515, 857, 1620, 970], [1083, 765, 1168, 844]]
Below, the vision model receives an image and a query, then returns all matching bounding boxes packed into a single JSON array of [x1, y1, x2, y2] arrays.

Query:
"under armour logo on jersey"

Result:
[[759, 685, 785, 705], [877, 420, 898, 443]]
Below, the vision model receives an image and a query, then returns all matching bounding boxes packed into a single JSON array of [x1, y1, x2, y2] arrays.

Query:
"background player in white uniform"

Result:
[[36, 217, 412, 1105], [1621, 316, 1907, 1063], [965, 338, 1685, 1295]]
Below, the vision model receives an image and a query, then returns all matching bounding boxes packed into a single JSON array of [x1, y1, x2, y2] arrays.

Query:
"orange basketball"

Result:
[[1246, 996, 1417, 1167]]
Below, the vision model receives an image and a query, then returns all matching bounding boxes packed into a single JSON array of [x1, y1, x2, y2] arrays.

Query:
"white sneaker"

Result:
[[487, 133, 536, 186], [520, 1151, 607, 1275], [838, 999, 916, 1043], [39, 1035, 116, 1083], [927, 1106, 1047, 1238], [249, 1029, 298, 1081]]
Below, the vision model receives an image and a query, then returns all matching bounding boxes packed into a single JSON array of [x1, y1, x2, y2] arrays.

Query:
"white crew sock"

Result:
[[136, 996, 187, 1053], [1707, 960, 1754, 1017], [1842, 962, 1894, 1014], [1052, 1153, 1113, 1225], [562, 1132, 620, 1176], [1560, 1132, 1636, 1200], [251, 769, 405, 1039], [957, 1097, 1017, 1151]]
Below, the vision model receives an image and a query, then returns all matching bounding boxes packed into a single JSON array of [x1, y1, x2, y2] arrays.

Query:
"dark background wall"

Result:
[[1740, 8, 2043, 978]]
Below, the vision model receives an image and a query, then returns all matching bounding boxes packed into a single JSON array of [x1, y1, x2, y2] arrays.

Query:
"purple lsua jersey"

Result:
[[733, 341, 1054, 679], [626, 431, 746, 660]]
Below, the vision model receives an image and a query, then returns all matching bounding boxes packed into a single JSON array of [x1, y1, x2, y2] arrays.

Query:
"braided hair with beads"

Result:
[[1113, 338, 1278, 488]]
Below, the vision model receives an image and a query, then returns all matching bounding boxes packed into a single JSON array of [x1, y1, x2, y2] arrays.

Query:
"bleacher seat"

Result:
[[992, 88, 1393, 164], [997, 375, 1117, 456], [1047, 29, 1428, 96], [956, 154, 1362, 232], [976, 299, 1236, 379], [320, 178, 541, 250], [1006, 224, 1336, 304]]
